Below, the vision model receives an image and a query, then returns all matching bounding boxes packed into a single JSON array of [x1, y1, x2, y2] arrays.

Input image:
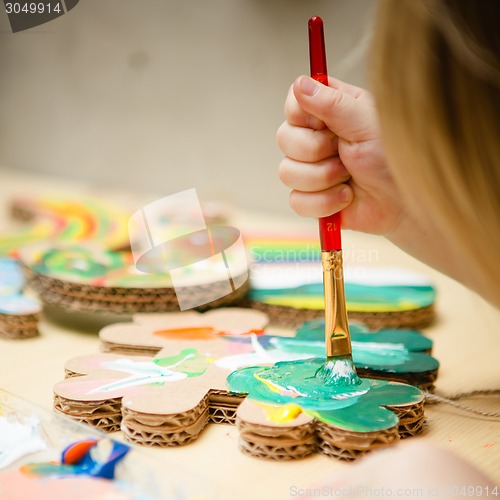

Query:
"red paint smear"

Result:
[[62, 439, 98, 464]]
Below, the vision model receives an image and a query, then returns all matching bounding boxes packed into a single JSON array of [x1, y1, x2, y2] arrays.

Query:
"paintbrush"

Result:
[[308, 16, 360, 386]]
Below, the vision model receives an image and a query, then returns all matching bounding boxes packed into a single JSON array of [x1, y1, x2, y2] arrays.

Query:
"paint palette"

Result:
[[0, 389, 215, 499], [52, 309, 433, 460]]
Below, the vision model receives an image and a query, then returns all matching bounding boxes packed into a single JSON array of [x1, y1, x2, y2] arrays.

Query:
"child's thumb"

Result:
[[293, 75, 376, 142]]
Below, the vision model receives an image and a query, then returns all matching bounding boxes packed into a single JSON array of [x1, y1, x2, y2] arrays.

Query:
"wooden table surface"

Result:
[[0, 167, 499, 499]]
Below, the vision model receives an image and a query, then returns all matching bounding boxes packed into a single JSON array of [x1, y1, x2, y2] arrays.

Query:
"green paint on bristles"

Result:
[[315, 355, 362, 386]]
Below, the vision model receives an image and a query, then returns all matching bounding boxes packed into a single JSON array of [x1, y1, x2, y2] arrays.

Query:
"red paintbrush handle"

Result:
[[308, 17, 328, 84], [309, 16, 342, 252], [319, 213, 342, 251]]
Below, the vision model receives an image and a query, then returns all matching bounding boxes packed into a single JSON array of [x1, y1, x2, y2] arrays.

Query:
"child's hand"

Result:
[[277, 75, 404, 236]]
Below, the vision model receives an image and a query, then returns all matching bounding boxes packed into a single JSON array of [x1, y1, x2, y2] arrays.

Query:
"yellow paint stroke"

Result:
[[258, 402, 303, 423], [253, 372, 285, 395], [262, 296, 421, 312]]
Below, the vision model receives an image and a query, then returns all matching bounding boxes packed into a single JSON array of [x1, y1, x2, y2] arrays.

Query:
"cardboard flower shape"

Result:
[[54, 309, 428, 460], [100, 313, 439, 389], [227, 358, 425, 460], [99, 308, 269, 356], [54, 309, 270, 446]]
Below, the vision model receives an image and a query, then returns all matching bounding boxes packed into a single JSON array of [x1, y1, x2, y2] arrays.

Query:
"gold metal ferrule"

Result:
[[321, 250, 352, 357]]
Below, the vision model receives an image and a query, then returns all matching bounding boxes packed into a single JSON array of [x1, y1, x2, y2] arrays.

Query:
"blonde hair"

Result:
[[371, 0, 500, 304]]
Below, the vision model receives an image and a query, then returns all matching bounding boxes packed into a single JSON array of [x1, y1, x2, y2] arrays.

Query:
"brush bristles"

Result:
[[315, 356, 361, 386]]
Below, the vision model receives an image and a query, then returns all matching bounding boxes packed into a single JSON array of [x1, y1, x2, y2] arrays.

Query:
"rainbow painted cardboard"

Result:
[[54, 309, 435, 460], [21, 243, 248, 314], [2, 193, 244, 317], [0, 194, 130, 338], [246, 234, 436, 329], [1, 195, 130, 256]]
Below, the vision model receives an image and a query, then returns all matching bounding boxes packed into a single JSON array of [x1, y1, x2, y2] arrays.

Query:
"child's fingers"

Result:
[[284, 84, 326, 130], [292, 75, 377, 142], [289, 183, 353, 218], [276, 122, 338, 163], [328, 76, 370, 101], [278, 156, 350, 193]]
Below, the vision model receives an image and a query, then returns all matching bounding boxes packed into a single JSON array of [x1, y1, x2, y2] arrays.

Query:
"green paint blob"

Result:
[[154, 348, 208, 377], [227, 358, 423, 432], [28, 245, 177, 287], [270, 320, 439, 374], [235, 358, 370, 406], [32, 246, 124, 280], [22, 462, 77, 477], [298, 320, 433, 352]]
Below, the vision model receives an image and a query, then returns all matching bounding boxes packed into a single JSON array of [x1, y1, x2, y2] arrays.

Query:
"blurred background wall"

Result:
[[0, 0, 376, 213]]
